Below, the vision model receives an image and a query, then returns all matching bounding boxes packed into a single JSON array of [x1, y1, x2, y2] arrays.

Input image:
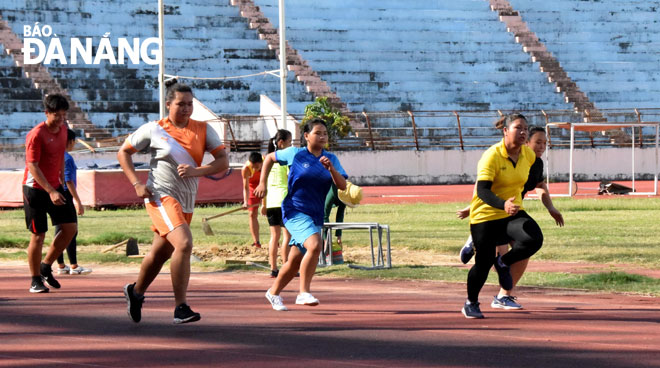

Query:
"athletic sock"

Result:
[[31, 275, 42, 284]]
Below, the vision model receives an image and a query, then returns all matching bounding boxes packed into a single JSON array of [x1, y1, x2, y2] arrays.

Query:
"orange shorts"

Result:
[[145, 196, 193, 236]]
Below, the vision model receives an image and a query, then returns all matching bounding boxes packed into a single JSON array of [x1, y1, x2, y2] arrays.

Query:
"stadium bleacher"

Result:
[[508, 0, 660, 110], [0, 0, 658, 147]]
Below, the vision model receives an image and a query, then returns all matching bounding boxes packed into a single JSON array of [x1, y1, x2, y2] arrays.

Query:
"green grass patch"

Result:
[[518, 271, 660, 295], [0, 235, 28, 248], [1, 198, 659, 295], [80, 232, 150, 246]]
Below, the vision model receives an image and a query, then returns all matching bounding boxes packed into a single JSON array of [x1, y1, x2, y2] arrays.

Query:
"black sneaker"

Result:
[[270, 269, 279, 278], [173, 303, 201, 324], [29, 278, 49, 293], [459, 243, 475, 264], [462, 301, 484, 319], [40, 263, 60, 289], [493, 255, 513, 291], [123, 283, 144, 323]]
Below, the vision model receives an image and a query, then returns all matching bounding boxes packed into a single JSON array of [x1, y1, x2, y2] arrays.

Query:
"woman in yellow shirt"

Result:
[[462, 113, 544, 319]]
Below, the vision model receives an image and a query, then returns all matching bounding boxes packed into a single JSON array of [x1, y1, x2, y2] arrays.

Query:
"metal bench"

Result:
[[320, 222, 391, 270]]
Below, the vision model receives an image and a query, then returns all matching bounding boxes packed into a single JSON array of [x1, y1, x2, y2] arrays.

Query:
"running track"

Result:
[[360, 181, 658, 204], [2, 181, 658, 367], [0, 265, 658, 367]]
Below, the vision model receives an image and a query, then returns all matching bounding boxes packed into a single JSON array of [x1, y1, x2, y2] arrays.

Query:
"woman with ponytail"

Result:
[[461, 113, 544, 319], [262, 129, 293, 277]]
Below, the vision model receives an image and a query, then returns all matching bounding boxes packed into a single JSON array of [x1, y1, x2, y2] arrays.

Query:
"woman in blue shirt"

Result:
[[254, 118, 347, 311]]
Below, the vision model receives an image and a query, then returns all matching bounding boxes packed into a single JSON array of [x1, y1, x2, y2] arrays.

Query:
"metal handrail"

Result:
[[362, 111, 376, 150], [407, 110, 420, 151]]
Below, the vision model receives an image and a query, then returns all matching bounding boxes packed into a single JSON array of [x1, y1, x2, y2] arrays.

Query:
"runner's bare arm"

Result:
[[26, 161, 65, 205], [253, 152, 275, 198], [177, 149, 229, 178], [240, 164, 251, 207], [535, 182, 564, 226], [117, 141, 151, 198], [320, 156, 347, 191], [66, 180, 85, 216]]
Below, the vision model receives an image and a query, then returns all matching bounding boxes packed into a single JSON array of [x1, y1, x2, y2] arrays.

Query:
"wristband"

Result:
[[132, 181, 141, 186]]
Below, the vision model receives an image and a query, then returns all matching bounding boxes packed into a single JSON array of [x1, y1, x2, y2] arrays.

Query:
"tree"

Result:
[[301, 97, 351, 146]]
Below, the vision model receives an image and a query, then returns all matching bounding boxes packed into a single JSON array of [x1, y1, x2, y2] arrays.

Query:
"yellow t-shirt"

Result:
[[266, 162, 288, 208], [469, 139, 536, 224]]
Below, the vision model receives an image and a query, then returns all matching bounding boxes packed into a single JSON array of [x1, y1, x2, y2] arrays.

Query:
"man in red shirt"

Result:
[[23, 94, 78, 293]]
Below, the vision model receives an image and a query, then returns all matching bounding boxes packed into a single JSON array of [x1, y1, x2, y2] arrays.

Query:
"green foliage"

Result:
[[302, 97, 352, 143]]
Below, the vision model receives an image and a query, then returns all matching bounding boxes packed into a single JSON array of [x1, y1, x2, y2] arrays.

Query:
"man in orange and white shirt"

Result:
[[117, 83, 228, 324]]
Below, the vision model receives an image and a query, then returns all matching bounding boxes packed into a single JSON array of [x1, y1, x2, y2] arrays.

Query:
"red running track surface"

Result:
[[360, 181, 658, 204], [0, 265, 658, 367]]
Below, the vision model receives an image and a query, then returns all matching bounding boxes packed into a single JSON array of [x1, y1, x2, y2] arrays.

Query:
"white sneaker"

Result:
[[265, 289, 288, 311], [69, 266, 92, 275], [56, 265, 70, 275], [295, 292, 319, 306]]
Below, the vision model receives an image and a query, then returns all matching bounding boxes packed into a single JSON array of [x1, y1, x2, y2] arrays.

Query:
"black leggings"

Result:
[[467, 211, 543, 303], [55, 225, 78, 265]]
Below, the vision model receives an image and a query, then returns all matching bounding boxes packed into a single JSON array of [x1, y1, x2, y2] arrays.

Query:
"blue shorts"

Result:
[[284, 212, 322, 255]]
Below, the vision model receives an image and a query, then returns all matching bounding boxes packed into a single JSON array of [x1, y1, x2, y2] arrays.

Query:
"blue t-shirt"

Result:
[[275, 146, 347, 226], [62, 152, 77, 191]]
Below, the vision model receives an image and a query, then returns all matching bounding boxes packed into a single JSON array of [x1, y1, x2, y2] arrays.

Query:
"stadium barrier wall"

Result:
[[336, 148, 658, 185], [1, 147, 656, 200]]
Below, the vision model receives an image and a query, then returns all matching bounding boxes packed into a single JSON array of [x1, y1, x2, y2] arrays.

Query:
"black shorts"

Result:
[[23, 185, 77, 234], [266, 207, 284, 227]]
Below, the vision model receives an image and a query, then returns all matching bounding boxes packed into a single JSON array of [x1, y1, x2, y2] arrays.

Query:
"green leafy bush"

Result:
[[301, 97, 351, 145]]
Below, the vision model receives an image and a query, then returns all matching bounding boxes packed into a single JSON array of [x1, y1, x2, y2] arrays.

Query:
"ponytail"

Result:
[[267, 129, 292, 153], [494, 113, 527, 133]]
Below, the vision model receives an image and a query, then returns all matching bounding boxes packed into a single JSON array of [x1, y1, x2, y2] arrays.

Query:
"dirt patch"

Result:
[[3, 244, 658, 279]]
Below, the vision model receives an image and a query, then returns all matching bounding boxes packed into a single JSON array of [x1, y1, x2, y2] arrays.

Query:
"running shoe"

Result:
[[173, 303, 201, 324], [491, 295, 523, 310], [462, 301, 484, 319], [29, 278, 49, 293], [295, 292, 319, 306], [265, 289, 288, 311], [493, 255, 513, 291], [41, 263, 61, 289], [252, 242, 262, 249], [270, 269, 279, 278], [57, 265, 70, 275], [124, 283, 144, 323], [69, 266, 92, 275], [459, 237, 475, 264]]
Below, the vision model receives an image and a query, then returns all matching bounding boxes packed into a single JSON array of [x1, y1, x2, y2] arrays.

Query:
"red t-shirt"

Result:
[[23, 122, 67, 190]]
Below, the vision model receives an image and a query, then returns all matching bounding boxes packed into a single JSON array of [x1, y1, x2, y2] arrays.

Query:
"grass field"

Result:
[[1, 197, 659, 295]]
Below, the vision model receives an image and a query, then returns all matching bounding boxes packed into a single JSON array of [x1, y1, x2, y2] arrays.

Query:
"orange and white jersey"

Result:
[[124, 117, 225, 213]]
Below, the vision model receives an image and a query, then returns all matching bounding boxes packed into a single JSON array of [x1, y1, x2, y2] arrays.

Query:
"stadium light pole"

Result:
[[158, 0, 166, 118], [279, 0, 287, 130]]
